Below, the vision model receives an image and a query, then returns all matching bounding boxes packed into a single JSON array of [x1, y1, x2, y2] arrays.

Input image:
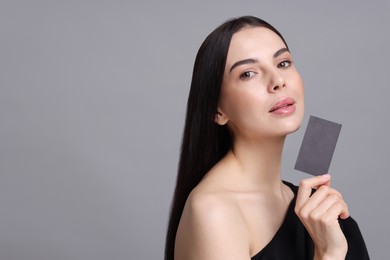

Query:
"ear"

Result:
[[214, 108, 229, 125]]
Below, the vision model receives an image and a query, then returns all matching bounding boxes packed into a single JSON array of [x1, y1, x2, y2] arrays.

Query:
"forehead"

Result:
[[226, 26, 286, 64]]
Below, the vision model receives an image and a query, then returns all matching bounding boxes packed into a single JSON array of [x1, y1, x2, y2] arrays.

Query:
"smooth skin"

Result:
[[296, 174, 349, 259], [174, 27, 348, 260]]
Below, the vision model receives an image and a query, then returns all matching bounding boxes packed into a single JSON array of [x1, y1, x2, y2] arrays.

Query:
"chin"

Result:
[[280, 113, 304, 136], [287, 124, 301, 135]]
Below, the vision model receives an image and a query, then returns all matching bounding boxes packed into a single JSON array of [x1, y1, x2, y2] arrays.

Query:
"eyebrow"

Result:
[[273, 47, 289, 58], [229, 47, 290, 73], [229, 58, 259, 73]]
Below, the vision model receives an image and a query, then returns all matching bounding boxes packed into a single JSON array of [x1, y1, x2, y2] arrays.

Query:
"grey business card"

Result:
[[294, 115, 342, 176]]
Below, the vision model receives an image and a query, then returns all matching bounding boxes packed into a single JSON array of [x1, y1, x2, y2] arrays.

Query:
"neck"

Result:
[[228, 135, 286, 192]]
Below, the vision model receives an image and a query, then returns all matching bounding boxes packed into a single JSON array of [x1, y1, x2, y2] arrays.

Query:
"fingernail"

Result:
[[321, 174, 331, 179]]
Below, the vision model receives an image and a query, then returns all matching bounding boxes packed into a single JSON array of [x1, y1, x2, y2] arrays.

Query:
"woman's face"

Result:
[[217, 26, 304, 140]]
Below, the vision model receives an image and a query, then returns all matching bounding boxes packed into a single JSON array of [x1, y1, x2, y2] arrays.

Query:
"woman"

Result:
[[165, 16, 369, 260]]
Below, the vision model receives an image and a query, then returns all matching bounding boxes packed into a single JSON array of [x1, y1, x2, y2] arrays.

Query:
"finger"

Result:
[[315, 175, 331, 189], [297, 185, 341, 219], [296, 174, 331, 211], [322, 200, 350, 223], [318, 187, 349, 219], [339, 204, 350, 219], [298, 185, 333, 218], [310, 185, 342, 201], [310, 186, 349, 220], [308, 193, 341, 221]]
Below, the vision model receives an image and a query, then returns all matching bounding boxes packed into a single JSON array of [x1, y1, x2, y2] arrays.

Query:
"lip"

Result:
[[269, 97, 296, 115]]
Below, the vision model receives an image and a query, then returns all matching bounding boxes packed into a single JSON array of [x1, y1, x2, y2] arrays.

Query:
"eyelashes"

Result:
[[278, 60, 293, 68], [238, 59, 293, 81], [239, 71, 257, 80]]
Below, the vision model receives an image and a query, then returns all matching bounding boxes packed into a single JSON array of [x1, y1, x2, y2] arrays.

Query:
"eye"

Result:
[[278, 60, 292, 68], [239, 71, 257, 80]]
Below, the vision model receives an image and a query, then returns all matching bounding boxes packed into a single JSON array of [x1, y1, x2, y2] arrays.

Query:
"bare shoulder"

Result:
[[174, 186, 251, 260]]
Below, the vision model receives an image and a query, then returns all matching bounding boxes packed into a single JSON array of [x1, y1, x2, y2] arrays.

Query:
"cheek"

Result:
[[295, 77, 305, 111], [220, 88, 268, 126], [288, 73, 304, 101], [295, 79, 305, 124], [299, 77, 304, 92], [294, 73, 304, 92], [299, 80, 305, 104]]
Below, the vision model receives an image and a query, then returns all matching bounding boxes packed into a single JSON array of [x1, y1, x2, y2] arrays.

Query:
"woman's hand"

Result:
[[295, 174, 349, 260]]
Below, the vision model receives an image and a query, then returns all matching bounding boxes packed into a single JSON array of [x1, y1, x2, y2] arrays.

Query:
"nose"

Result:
[[268, 70, 286, 93]]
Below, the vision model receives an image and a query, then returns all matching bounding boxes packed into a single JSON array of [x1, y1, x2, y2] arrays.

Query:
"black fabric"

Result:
[[251, 181, 369, 260]]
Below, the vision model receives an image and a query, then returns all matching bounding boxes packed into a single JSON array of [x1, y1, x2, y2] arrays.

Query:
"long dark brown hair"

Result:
[[164, 16, 288, 260]]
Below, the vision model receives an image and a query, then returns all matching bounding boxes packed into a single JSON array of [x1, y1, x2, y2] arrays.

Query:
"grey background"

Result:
[[1, 1, 388, 259]]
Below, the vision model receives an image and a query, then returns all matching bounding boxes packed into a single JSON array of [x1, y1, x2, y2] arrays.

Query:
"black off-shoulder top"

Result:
[[251, 181, 369, 260]]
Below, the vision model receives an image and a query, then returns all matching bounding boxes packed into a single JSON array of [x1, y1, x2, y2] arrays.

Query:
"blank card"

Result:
[[294, 115, 342, 176]]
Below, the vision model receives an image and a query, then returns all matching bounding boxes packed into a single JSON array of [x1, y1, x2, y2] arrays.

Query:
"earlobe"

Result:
[[214, 110, 229, 125]]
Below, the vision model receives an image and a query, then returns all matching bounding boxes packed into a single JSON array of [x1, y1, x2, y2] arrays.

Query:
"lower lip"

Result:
[[270, 104, 296, 115]]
